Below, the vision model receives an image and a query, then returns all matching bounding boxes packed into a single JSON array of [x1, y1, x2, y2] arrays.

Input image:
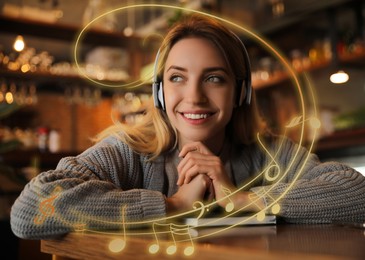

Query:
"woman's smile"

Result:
[[179, 111, 216, 125]]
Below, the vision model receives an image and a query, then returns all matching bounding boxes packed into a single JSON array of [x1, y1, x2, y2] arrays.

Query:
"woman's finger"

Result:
[[183, 165, 201, 184], [182, 164, 215, 184], [177, 153, 214, 185], [178, 150, 214, 170], [179, 142, 213, 158], [177, 152, 207, 176]]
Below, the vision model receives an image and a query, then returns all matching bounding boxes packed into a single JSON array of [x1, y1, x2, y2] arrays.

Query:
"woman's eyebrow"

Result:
[[166, 66, 228, 74], [203, 67, 229, 74], [166, 65, 187, 72]]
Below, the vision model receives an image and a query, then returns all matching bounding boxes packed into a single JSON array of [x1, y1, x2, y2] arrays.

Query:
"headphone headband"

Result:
[[234, 34, 252, 106]]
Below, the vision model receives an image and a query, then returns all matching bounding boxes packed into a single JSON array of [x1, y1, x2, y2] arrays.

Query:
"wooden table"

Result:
[[41, 224, 365, 260]]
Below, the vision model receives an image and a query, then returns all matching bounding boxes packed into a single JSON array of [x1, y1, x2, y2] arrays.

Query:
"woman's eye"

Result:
[[206, 75, 224, 83], [170, 75, 183, 82]]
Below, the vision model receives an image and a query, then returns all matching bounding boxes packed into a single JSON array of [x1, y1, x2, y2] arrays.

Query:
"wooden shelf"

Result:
[[0, 15, 140, 48], [0, 14, 156, 95], [253, 50, 365, 89], [1, 68, 88, 82], [0, 68, 152, 95], [255, 0, 355, 36]]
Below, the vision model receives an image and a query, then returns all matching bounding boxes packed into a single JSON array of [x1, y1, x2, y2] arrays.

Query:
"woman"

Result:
[[11, 15, 365, 239]]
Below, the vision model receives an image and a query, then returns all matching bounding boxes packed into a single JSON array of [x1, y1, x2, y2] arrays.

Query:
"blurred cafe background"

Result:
[[0, 0, 365, 259]]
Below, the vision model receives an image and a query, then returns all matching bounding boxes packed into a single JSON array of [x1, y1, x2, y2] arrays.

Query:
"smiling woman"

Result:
[[10, 14, 365, 240]]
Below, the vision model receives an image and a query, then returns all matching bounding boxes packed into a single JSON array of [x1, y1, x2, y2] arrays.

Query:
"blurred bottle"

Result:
[[309, 40, 324, 64], [37, 127, 48, 152], [48, 129, 60, 153], [290, 49, 303, 70], [323, 38, 332, 61]]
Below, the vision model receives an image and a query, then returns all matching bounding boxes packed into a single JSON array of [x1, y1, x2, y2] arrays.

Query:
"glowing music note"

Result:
[[149, 222, 164, 254], [265, 164, 281, 182], [108, 205, 127, 253], [109, 238, 126, 253], [271, 203, 281, 214], [257, 134, 281, 183], [248, 193, 264, 211], [286, 116, 304, 128], [34, 186, 63, 225], [286, 115, 321, 129], [220, 186, 234, 212], [249, 189, 281, 219], [192, 201, 209, 220], [248, 193, 267, 221], [263, 191, 281, 215], [170, 224, 195, 256], [149, 223, 195, 256], [256, 210, 266, 221]]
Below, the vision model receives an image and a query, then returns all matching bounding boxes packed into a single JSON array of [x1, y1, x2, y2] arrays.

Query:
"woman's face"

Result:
[[163, 37, 236, 150]]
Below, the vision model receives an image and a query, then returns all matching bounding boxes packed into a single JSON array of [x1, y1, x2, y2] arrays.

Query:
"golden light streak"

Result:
[[72, 3, 313, 224], [46, 3, 322, 254]]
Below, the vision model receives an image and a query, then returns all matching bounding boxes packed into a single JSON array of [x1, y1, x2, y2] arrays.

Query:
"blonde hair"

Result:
[[96, 15, 266, 159]]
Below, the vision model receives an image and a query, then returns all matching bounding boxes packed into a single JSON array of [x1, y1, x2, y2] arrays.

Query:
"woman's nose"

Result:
[[185, 80, 208, 104]]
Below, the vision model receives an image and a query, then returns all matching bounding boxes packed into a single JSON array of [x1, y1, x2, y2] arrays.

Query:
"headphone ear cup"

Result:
[[152, 48, 166, 110], [152, 81, 160, 108], [237, 80, 252, 106], [152, 81, 165, 110], [158, 81, 165, 110]]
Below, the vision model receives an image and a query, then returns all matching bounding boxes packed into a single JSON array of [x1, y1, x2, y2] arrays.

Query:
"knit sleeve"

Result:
[[10, 136, 166, 239], [250, 137, 365, 224]]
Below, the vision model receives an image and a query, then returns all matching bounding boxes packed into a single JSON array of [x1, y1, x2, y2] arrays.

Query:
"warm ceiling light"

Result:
[[330, 70, 349, 84], [5, 91, 14, 104], [13, 35, 25, 52], [123, 27, 133, 37]]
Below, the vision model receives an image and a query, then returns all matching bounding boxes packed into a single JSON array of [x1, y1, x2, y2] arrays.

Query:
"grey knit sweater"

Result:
[[10, 136, 365, 239]]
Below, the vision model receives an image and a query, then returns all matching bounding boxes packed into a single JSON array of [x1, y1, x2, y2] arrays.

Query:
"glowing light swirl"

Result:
[[65, 3, 320, 252]]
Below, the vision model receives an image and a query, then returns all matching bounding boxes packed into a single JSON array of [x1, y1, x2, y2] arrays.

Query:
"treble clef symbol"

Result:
[[34, 186, 62, 225]]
